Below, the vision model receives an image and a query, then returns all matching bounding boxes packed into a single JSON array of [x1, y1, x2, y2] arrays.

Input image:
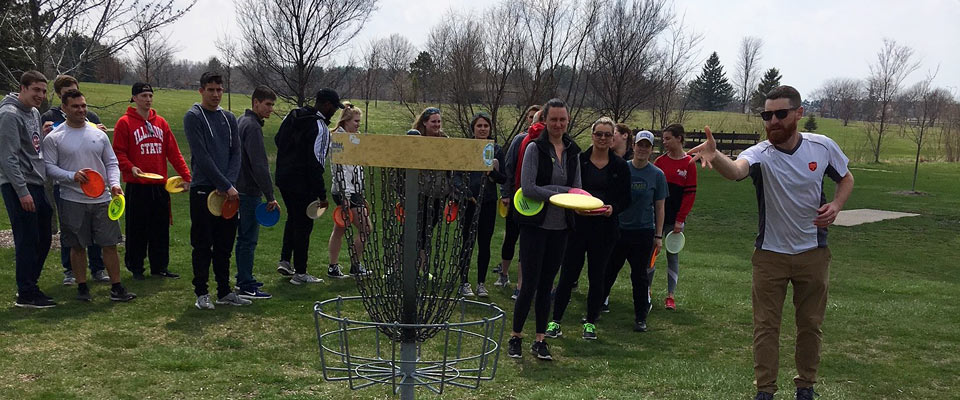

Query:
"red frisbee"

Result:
[[444, 201, 459, 223], [80, 169, 105, 198], [394, 202, 405, 223], [221, 198, 239, 219], [333, 206, 355, 228]]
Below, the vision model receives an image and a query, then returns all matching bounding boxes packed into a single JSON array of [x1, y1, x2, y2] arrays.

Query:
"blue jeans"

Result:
[[1, 183, 53, 294], [234, 194, 261, 291], [53, 185, 104, 274]]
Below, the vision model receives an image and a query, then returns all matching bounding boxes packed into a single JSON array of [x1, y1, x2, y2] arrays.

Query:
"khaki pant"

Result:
[[752, 247, 831, 394]]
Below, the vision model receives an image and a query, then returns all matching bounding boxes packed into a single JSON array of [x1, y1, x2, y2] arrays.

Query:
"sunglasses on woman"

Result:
[[760, 107, 797, 121], [592, 131, 614, 138]]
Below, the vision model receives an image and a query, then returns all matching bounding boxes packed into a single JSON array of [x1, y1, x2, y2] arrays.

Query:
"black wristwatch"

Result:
[[654, 235, 663, 239]]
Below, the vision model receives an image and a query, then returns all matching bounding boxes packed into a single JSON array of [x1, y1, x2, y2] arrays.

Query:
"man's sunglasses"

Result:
[[592, 131, 614, 138], [760, 108, 798, 121]]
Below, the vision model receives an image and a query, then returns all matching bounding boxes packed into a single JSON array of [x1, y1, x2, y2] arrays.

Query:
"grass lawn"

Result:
[[0, 83, 957, 399]]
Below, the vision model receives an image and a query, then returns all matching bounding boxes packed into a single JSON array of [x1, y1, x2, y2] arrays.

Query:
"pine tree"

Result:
[[689, 52, 734, 111], [804, 114, 818, 132], [750, 68, 782, 112]]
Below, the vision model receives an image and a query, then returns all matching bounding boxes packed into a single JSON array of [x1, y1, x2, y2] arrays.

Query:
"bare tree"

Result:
[[940, 97, 960, 162], [734, 36, 763, 114], [899, 70, 949, 190], [236, 0, 378, 107], [215, 35, 239, 111], [380, 34, 418, 117], [434, 15, 484, 136], [360, 39, 384, 132], [129, 19, 179, 88], [480, 2, 523, 143], [865, 38, 920, 163], [589, 0, 672, 123], [816, 78, 862, 126], [0, 1, 195, 88], [650, 15, 701, 129]]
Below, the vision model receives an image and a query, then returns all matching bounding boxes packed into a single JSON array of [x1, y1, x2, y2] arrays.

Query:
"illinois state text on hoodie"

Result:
[[113, 106, 191, 184]]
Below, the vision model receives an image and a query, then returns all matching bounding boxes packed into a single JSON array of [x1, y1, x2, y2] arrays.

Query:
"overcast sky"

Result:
[[165, 0, 960, 98]]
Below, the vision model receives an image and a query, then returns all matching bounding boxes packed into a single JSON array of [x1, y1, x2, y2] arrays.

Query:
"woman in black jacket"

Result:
[[458, 112, 506, 298], [546, 117, 630, 341], [507, 98, 581, 361]]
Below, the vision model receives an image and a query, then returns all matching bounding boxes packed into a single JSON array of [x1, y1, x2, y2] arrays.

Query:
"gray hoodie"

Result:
[[183, 103, 240, 191], [0, 93, 45, 197]]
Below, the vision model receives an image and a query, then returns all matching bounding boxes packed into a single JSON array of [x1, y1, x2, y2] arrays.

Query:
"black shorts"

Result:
[[332, 192, 364, 208]]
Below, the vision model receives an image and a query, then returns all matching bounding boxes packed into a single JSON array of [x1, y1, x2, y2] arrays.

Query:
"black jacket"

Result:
[[575, 146, 631, 230], [274, 106, 327, 199], [516, 133, 581, 228]]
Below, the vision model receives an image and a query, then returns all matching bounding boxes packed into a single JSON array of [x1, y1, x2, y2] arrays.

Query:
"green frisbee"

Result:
[[108, 194, 125, 221], [513, 188, 544, 217]]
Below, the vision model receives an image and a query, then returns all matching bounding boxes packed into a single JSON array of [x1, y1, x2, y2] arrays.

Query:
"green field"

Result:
[[0, 83, 957, 399]]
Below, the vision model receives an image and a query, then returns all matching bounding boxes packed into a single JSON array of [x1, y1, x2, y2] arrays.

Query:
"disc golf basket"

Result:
[[314, 134, 505, 399]]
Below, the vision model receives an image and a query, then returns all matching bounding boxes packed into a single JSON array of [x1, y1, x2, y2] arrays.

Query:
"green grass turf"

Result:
[[0, 83, 957, 399]]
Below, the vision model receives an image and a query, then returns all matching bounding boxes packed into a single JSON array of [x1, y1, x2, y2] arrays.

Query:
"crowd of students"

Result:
[[1, 69, 852, 400]]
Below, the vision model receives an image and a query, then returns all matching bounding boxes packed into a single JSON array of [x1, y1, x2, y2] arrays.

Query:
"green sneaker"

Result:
[[582, 323, 597, 340], [545, 321, 562, 338]]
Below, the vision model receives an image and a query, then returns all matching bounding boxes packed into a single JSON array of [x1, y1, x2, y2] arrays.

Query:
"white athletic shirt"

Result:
[[738, 132, 849, 255], [330, 127, 363, 194]]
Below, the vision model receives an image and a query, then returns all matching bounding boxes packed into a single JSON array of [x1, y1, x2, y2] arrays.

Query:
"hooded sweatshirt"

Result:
[[0, 93, 45, 197], [113, 106, 191, 184], [183, 103, 240, 191]]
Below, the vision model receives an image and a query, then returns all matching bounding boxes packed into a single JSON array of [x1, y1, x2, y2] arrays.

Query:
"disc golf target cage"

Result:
[[314, 134, 505, 399]]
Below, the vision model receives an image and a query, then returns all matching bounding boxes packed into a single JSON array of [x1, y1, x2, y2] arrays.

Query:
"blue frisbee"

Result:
[[255, 202, 280, 227]]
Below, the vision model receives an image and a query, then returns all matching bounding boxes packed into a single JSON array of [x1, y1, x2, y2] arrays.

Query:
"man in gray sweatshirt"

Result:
[[42, 89, 136, 303], [0, 71, 56, 308], [183, 71, 249, 310], [234, 85, 279, 300]]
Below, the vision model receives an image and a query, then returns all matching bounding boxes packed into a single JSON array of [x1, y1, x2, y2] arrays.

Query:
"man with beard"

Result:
[[688, 85, 854, 400]]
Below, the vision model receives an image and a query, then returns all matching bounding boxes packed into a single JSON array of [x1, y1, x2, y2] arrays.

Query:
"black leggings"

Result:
[[553, 220, 617, 324], [512, 225, 568, 334], [279, 188, 315, 274], [461, 200, 497, 284], [500, 208, 520, 261], [604, 229, 655, 323]]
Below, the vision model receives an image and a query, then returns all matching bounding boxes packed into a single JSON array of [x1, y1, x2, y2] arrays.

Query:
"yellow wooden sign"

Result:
[[329, 133, 495, 171]]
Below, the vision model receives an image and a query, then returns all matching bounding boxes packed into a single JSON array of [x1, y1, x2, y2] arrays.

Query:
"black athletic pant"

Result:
[[500, 207, 520, 261], [279, 187, 315, 274], [460, 200, 497, 285], [190, 186, 237, 298], [553, 219, 618, 324], [125, 183, 171, 274], [1, 183, 52, 296], [513, 225, 568, 334], [604, 228, 655, 323]]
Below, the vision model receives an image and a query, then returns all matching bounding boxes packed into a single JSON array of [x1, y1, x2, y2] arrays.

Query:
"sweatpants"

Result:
[[279, 187, 315, 274], [553, 219, 617, 324], [512, 225, 568, 334], [461, 200, 497, 285], [648, 223, 679, 294], [124, 183, 171, 274], [604, 228, 654, 323], [189, 186, 237, 298], [1, 183, 53, 295], [752, 247, 831, 395]]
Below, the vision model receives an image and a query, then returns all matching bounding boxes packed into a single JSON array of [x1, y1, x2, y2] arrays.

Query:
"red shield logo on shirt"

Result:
[[808, 161, 817, 171]]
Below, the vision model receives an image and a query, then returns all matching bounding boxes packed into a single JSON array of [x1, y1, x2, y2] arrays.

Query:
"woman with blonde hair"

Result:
[[326, 103, 370, 278]]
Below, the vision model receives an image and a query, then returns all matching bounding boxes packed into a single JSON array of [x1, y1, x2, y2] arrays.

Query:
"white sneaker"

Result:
[[195, 294, 215, 310], [215, 292, 253, 306], [493, 273, 509, 287], [476, 283, 489, 297], [277, 260, 295, 276], [290, 273, 323, 285], [460, 282, 475, 297]]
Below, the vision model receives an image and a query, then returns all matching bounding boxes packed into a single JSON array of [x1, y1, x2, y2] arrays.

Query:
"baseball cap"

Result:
[[634, 130, 654, 144], [131, 82, 153, 101], [315, 88, 345, 109]]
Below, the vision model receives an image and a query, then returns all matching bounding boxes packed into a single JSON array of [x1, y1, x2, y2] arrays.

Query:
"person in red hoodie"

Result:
[[112, 82, 191, 280]]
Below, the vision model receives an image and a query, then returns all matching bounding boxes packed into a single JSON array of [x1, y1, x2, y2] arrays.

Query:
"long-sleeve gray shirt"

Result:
[[236, 110, 275, 201], [183, 104, 240, 191], [521, 141, 581, 230], [0, 93, 45, 197], [500, 133, 527, 199], [41, 123, 120, 204]]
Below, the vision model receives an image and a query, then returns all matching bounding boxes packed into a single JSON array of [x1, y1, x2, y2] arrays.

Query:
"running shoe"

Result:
[[531, 340, 552, 360], [216, 292, 252, 306], [109, 286, 137, 302], [93, 270, 110, 282], [62, 270, 76, 286], [76, 285, 92, 302], [665, 297, 676, 310], [582, 323, 597, 340], [507, 336, 522, 358], [476, 283, 489, 297], [460, 282, 475, 297], [195, 294, 215, 310], [290, 273, 323, 285], [796, 387, 816, 400], [493, 273, 510, 287], [545, 321, 562, 338], [276, 260, 295, 276]]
